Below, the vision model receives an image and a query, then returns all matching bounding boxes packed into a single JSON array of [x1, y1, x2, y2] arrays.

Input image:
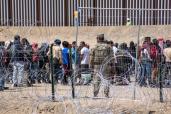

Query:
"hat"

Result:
[[97, 34, 104, 41], [54, 39, 61, 45]]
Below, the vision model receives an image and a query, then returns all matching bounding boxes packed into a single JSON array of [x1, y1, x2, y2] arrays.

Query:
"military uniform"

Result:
[[90, 43, 114, 97], [115, 49, 131, 85]]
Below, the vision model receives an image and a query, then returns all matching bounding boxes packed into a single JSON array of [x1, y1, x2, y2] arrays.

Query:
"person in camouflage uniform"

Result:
[[90, 34, 114, 97], [115, 43, 131, 85]]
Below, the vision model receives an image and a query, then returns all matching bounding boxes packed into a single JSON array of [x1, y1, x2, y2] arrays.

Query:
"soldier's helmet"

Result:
[[97, 34, 104, 41]]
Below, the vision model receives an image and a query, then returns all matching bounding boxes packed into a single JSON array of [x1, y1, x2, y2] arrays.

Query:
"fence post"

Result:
[[134, 9, 141, 100], [71, 0, 79, 99], [50, 44, 55, 101], [159, 53, 163, 103]]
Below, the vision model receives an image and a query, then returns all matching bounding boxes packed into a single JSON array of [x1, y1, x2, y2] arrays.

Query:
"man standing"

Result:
[[71, 41, 79, 70], [61, 41, 70, 85], [80, 41, 90, 84], [163, 40, 171, 85], [80, 41, 90, 70], [11, 35, 25, 87], [139, 41, 152, 86], [0, 41, 6, 91], [90, 34, 114, 97], [31, 43, 40, 83], [52, 39, 62, 83]]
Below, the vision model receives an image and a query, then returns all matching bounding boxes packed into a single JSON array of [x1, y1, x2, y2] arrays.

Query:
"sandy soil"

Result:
[[0, 26, 171, 47], [0, 26, 171, 114], [0, 83, 171, 114]]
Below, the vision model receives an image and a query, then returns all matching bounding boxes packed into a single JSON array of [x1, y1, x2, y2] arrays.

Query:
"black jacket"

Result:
[[11, 40, 24, 62]]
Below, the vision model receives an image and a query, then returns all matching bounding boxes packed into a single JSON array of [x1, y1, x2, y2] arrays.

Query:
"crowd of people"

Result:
[[0, 34, 170, 97]]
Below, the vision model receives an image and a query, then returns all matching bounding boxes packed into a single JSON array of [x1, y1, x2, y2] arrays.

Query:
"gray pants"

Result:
[[12, 62, 24, 85]]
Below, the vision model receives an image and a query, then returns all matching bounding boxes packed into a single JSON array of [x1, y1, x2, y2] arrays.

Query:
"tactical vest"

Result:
[[93, 44, 111, 65]]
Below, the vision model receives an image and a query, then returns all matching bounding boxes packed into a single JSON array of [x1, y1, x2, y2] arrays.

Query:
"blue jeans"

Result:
[[13, 61, 25, 85], [139, 61, 152, 86]]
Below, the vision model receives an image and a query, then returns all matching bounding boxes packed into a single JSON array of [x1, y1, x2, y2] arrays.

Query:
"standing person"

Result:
[[113, 43, 118, 56], [0, 41, 6, 91], [163, 40, 171, 85], [114, 43, 119, 49], [80, 41, 90, 71], [39, 43, 50, 83], [52, 39, 62, 83], [90, 34, 114, 97], [115, 43, 131, 85], [62, 41, 70, 85], [11, 35, 25, 87], [139, 41, 152, 86], [21, 38, 32, 86], [31, 43, 40, 83], [71, 41, 79, 70], [80, 41, 90, 84], [151, 39, 161, 84], [129, 41, 136, 58]]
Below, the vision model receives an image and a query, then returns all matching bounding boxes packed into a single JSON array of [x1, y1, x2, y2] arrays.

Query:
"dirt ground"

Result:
[[0, 83, 171, 114], [0, 26, 171, 114], [0, 25, 171, 47]]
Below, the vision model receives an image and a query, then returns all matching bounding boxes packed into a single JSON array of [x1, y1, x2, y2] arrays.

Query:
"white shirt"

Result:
[[81, 47, 90, 64], [113, 46, 118, 55], [141, 48, 151, 60], [164, 48, 171, 62]]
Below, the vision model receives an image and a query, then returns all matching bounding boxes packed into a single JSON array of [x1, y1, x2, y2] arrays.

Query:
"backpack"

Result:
[[93, 44, 112, 65], [150, 45, 158, 60]]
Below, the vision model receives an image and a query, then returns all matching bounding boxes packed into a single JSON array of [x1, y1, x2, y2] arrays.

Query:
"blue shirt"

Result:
[[62, 48, 69, 65]]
